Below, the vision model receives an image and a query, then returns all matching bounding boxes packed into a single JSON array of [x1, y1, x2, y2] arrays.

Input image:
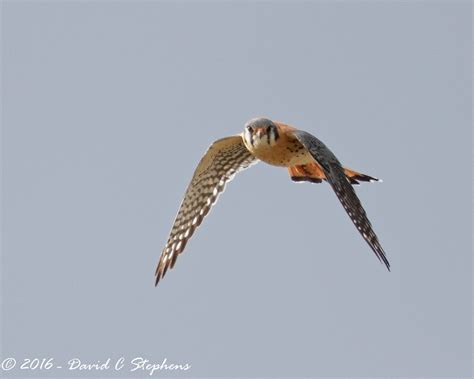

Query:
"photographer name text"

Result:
[[1, 356, 191, 376]]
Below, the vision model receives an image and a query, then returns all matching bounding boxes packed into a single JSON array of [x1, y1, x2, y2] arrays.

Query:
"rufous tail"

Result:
[[289, 163, 381, 185]]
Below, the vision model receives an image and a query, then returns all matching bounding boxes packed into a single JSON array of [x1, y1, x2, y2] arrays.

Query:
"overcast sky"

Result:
[[2, 1, 471, 378]]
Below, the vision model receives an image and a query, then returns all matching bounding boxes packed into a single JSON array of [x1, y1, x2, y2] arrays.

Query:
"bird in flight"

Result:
[[155, 117, 389, 285]]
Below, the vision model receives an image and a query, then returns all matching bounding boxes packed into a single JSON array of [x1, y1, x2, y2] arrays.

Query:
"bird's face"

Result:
[[243, 117, 280, 149]]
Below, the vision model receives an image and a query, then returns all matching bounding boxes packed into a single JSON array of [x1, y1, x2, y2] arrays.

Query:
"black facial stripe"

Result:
[[273, 126, 279, 141], [267, 125, 279, 143]]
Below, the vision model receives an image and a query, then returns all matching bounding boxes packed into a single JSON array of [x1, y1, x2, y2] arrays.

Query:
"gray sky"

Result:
[[1, 1, 471, 378]]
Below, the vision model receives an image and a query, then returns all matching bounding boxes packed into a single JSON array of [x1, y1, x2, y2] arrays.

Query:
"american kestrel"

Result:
[[155, 117, 389, 285]]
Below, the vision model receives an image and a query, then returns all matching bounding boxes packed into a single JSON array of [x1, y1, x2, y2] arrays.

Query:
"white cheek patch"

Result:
[[252, 135, 260, 147], [244, 130, 252, 146], [253, 135, 270, 149], [269, 130, 277, 146]]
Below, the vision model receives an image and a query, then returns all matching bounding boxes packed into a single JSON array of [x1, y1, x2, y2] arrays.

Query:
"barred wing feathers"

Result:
[[293, 130, 390, 270], [155, 135, 257, 285]]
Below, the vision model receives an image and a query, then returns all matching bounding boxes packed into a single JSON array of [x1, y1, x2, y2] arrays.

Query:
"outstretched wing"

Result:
[[155, 135, 257, 285], [293, 130, 390, 270]]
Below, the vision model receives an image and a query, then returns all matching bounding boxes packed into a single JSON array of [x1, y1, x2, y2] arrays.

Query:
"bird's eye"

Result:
[[246, 125, 253, 133]]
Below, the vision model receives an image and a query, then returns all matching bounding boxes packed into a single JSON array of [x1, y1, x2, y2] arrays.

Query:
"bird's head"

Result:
[[243, 117, 280, 148]]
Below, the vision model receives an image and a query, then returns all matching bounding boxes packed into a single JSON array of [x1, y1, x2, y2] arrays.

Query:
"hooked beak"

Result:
[[256, 128, 264, 138]]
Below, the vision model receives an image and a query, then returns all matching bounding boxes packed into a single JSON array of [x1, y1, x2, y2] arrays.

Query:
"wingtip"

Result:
[[155, 264, 164, 287], [155, 266, 168, 286], [381, 256, 391, 271], [373, 246, 390, 271]]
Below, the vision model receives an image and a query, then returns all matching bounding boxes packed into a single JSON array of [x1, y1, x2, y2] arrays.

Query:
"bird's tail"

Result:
[[343, 168, 382, 185], [289, 163, 381, 185]]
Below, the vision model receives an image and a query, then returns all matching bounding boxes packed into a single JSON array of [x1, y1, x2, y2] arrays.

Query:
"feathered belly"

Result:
[[251, 141, 314, 167]]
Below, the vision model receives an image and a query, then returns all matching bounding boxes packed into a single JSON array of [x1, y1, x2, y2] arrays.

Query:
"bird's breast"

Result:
[[244, 133, 314, 167]]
